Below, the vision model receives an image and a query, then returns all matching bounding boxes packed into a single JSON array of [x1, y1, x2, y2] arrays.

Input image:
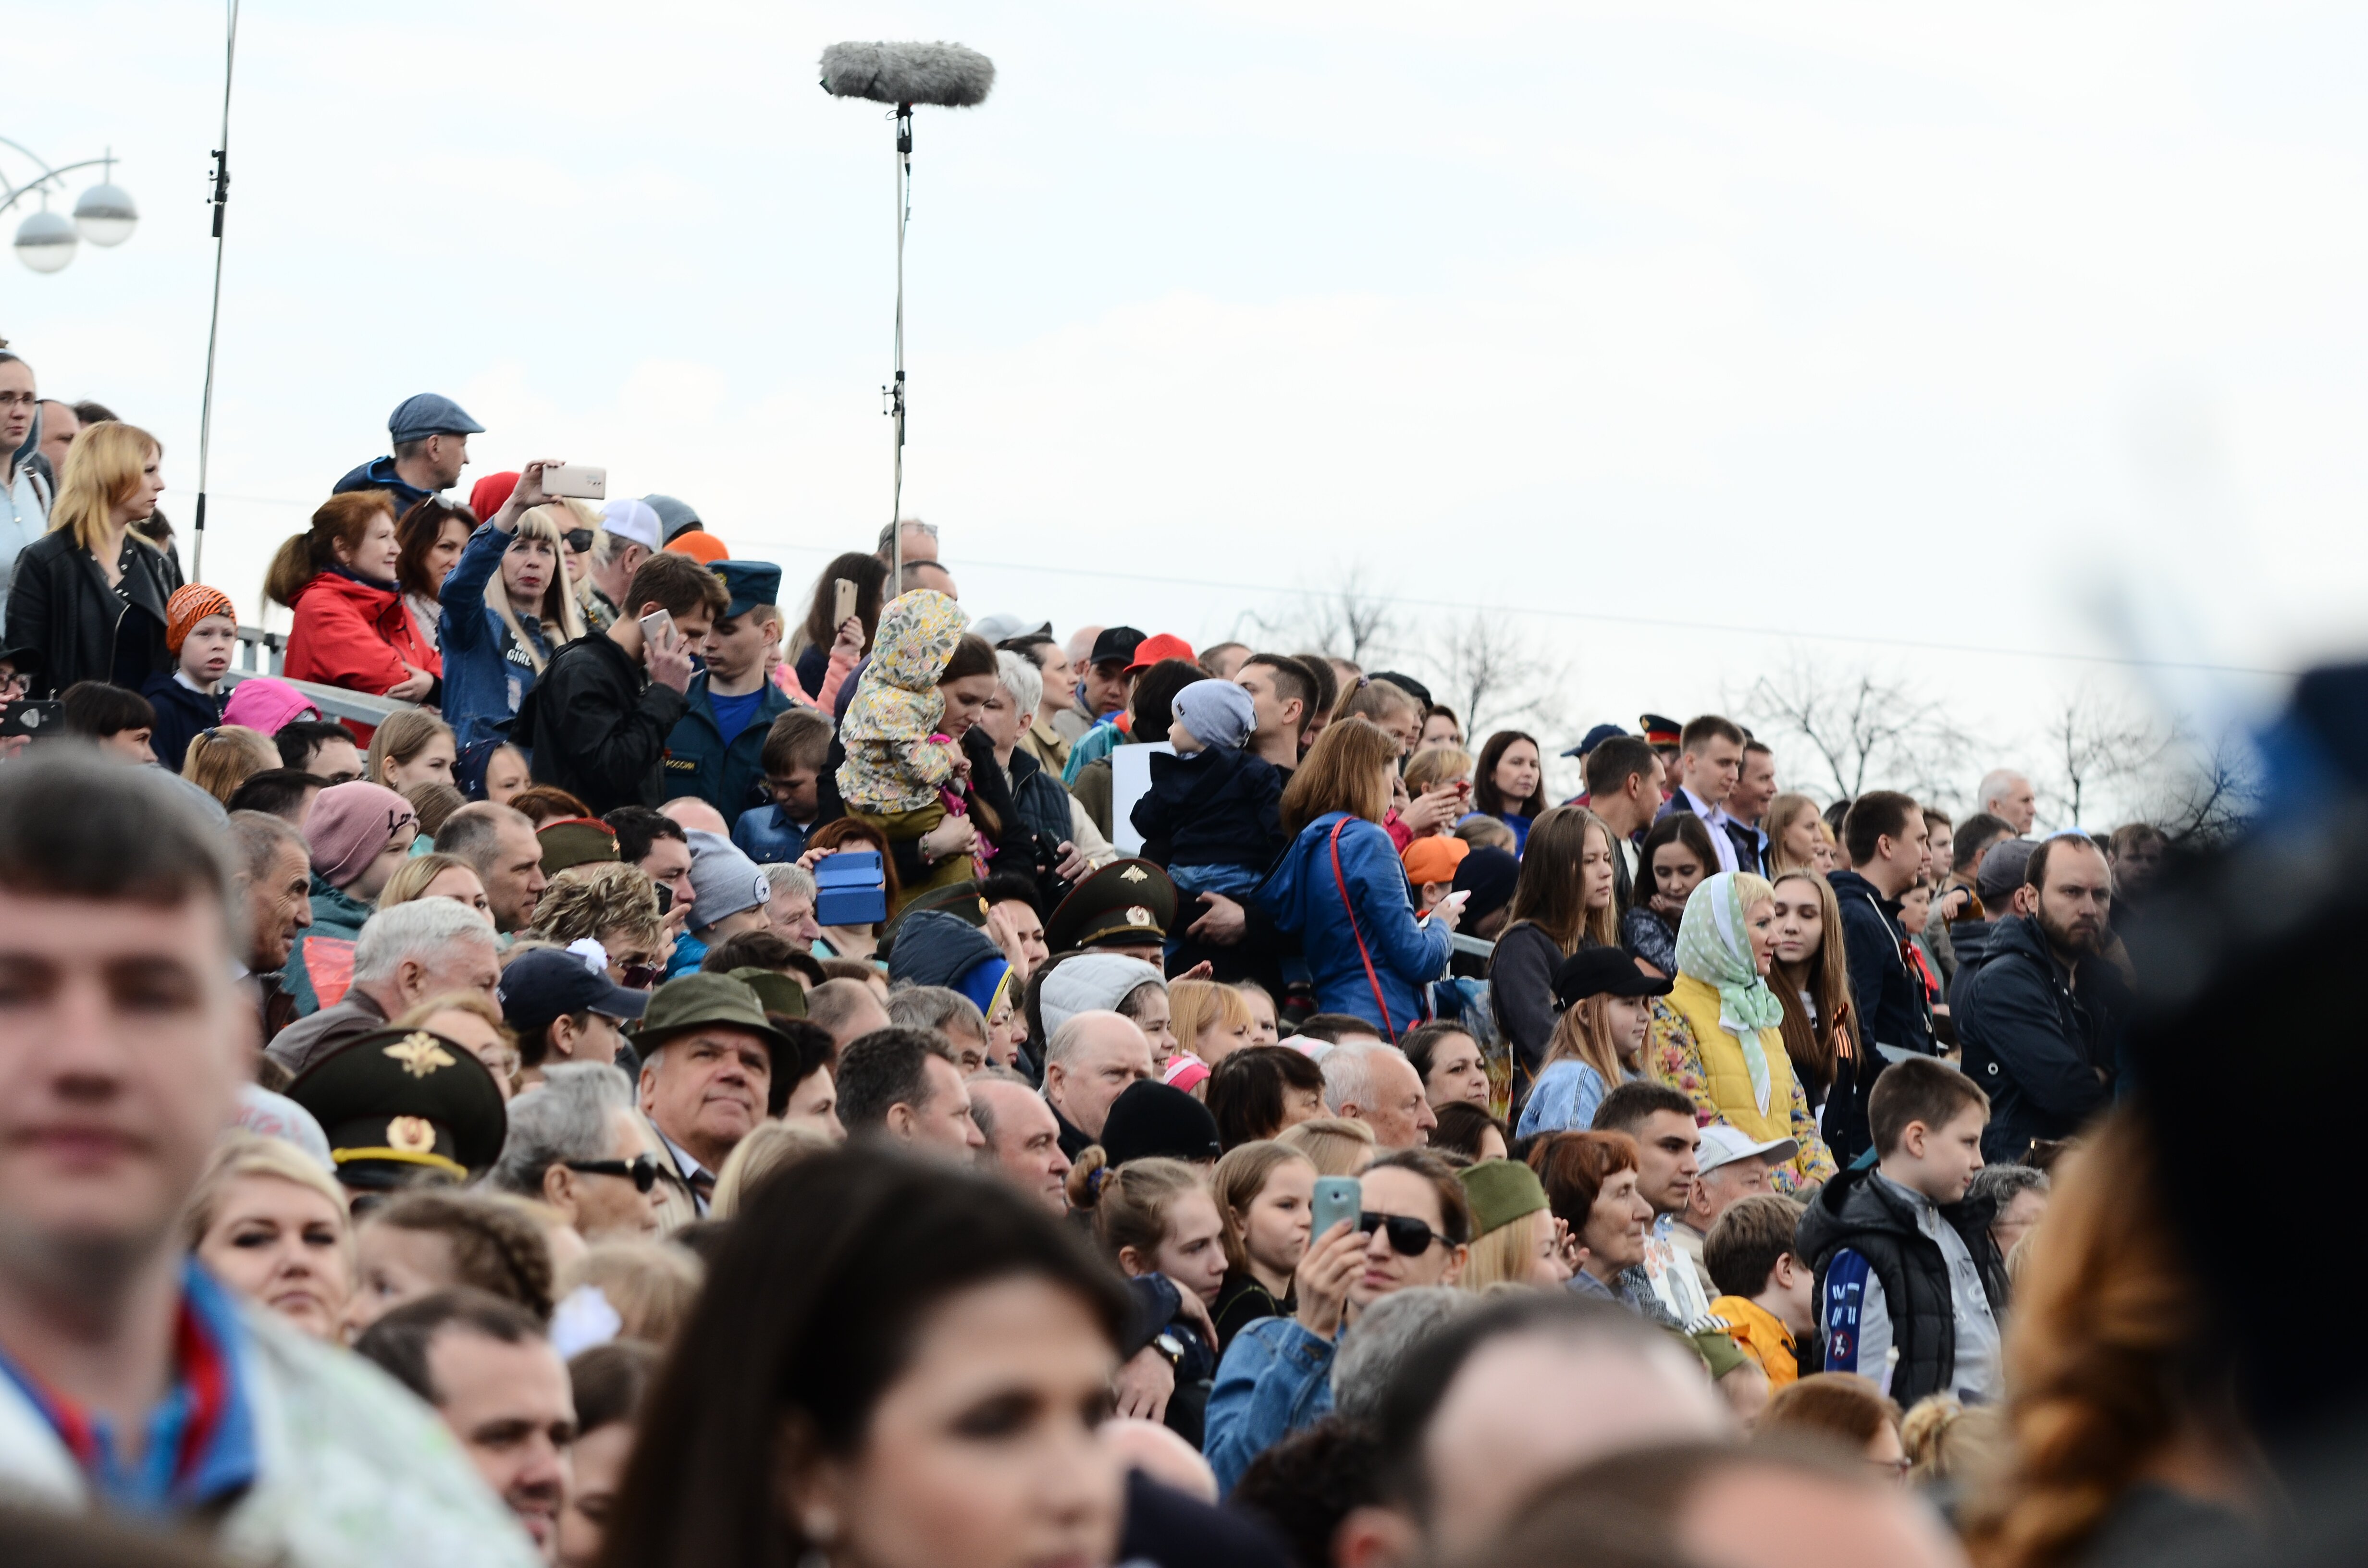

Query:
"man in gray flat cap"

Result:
[[333, 392, 484, 514]]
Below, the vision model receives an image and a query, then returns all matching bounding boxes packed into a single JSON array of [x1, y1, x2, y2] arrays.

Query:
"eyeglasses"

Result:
[[564, 1154, 663, 1193], [562, 528, 595, 552], [0, 393, 35, 410], [1360, 1211, 1445, 1257], [1868, 1455, 1913, 1480], [617, 961, 665, 990]]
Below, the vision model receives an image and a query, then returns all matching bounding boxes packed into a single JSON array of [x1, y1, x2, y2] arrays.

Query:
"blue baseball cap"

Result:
[[712, 561, 782, 621], [496, 944, 650, 1035], [1562, 723, 1628, 760], [387, 392, 484, 444]]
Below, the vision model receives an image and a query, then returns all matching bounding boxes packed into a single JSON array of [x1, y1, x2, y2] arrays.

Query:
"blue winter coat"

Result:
[[1254, 812, 1451, 1034], [437, 523, 552, 751], [663, 673, 793, 827]]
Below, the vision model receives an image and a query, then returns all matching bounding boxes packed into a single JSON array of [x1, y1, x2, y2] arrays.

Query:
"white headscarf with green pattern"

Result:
[[1675, 870, 1784, 1115]]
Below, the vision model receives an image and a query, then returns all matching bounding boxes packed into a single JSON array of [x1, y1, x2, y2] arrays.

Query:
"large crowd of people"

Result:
[[0, 367, 2329, 1568]]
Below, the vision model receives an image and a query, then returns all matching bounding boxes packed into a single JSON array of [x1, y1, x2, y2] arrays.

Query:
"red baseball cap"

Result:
[[1125, 633, 1196, 675]]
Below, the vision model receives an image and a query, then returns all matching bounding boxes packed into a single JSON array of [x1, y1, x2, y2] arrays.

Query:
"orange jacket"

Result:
[[1711, 1294, 1800, 1388]]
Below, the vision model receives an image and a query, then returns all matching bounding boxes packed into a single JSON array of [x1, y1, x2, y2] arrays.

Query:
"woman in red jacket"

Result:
[[266, 490, 439, 701]]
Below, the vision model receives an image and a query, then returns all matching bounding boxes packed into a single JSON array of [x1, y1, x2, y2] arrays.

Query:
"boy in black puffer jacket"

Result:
[[1795, 1057, 2007, 1409]]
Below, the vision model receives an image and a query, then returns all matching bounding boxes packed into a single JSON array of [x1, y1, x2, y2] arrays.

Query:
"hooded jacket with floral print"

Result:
[[834, 589, 968, 812]]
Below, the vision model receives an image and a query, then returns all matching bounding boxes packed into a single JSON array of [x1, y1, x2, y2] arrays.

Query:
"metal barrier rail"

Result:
[[224, 627, 416, 726]]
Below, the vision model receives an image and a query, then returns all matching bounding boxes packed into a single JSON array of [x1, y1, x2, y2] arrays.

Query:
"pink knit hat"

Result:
[[222, 677, 321, 737], [305, 782, 416, 889]]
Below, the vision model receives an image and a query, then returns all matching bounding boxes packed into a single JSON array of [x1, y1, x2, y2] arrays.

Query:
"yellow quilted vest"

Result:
[[1666, 971, 1796, 1145]]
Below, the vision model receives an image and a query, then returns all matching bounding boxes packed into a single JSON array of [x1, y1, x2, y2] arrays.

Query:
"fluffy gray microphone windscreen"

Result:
[[818, 42, 995, 108]]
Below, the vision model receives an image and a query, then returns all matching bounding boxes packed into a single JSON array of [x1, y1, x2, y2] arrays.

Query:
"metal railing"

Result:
[[226, 625, 416, 727]]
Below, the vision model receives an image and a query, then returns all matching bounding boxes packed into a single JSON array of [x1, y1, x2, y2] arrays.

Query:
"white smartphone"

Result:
[[639, 608, 678, 648], [833, 577, 857, 626], [542, 463, 607, 500]]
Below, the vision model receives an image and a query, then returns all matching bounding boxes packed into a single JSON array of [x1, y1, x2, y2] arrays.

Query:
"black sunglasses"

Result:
[[563, 528, 595, 552], [1360, 1211, 1445, 1257], [564, 1154, 662, 1193], [618, 961, 665, 990]]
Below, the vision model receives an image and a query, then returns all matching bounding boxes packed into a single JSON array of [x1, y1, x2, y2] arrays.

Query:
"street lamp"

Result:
[[2, 138, 137, 273]]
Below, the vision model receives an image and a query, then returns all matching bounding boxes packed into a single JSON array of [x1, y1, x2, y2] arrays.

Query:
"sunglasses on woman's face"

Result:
[[1361, 1212, 1445, 1257], [562, 528, 595, 553], [564, 1154, 663, 1193], [617, 960, 666, 990]]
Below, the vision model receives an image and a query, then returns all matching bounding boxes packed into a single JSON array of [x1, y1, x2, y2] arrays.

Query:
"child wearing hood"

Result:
[[833, 590, 974, 899], [1131, 678, 1284, 903]]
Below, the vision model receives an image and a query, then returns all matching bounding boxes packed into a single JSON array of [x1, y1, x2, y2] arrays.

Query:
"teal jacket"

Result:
[[285, 873, 373, 1018], [661, 673, 793, 828]]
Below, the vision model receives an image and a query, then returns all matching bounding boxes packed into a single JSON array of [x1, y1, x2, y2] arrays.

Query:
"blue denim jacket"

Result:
[[1202, 1315, 1336, 1496], [437, 524, 551, 751]]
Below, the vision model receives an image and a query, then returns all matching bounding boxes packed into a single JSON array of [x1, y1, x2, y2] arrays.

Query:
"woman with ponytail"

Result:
[[268, 490, 439, 703], [1968, 1113, 2262, 1568], [5, 420, 182, 695]]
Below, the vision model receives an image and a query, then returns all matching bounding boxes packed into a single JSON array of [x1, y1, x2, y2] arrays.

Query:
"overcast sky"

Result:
[[7, 1, 2365, 814]]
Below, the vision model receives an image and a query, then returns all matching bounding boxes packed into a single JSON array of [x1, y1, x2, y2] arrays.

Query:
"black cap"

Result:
[[1451, 846, 1521, 924], [1099, 1079, 1221, 1166], [1551, 947, 1675, 1011], [1562, 722, 1628, 760], [1046, 858, 1175, 954], [1368, 671, 1434, 710], [284, 1027, 509, 1189], [497, 945, 650, 1035], [0, 645, 42, 673], [1640, 714, 1682, 747], [1088, 626, 1147, 668]]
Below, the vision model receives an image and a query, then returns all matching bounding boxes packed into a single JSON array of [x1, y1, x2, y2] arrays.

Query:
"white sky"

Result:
[[7, 1, 2366, 814]]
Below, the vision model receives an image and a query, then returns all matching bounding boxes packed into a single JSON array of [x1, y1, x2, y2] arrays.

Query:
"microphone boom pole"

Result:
[[819, 41, 995, 590]]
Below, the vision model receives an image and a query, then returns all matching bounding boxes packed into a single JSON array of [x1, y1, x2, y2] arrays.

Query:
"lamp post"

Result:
[[1, 137, 137, 273]]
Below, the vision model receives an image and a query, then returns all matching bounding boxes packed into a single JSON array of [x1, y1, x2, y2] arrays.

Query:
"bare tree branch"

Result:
[[2036, 691, 2167, 828], [1239, 565, 1406, 668], [1730, 649, 1984, 807]]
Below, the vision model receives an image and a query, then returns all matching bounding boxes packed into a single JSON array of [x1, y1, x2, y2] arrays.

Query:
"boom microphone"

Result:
[[818, 41, 994, 108], [819, 40, 999, 588]]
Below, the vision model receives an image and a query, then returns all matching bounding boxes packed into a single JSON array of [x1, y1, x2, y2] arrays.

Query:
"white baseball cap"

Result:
[[598, 498, 662, 552], [1696, 1122, 1799, 1174]]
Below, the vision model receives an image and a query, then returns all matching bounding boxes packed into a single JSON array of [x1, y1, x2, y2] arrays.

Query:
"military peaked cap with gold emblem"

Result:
[[1044, 857, 1177, 956], [284, 1026, 508, 1190]]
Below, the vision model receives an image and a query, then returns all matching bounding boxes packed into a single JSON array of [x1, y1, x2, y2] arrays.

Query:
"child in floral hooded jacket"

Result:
[[835, 589, 968, 815]]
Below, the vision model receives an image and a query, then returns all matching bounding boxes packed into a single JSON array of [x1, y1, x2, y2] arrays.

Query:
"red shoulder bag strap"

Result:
[[1329, 817, 1397, 1037]]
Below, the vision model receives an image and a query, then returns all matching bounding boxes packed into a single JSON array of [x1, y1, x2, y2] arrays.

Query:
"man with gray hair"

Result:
[[1321, 1040, 1436, 1150], [808, 976, 892, 1052], [230, 809, 313, 1039], [436, 802, 547, 934], [488, 1064, 663, 1241], [266, 900, 503, 1075], [885, 984, 991, 1070], [1976, 768, 2038, 838], [1330, 1287, 1472, 1425]]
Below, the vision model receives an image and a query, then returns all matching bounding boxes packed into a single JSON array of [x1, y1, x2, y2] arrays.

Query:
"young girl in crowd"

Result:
[[1430, 1101, 1510, 1161], [1236, 980, 1282, 1044], [1763, 792, 1827, 878], [1164, 977, 1258, 1092], [1489, 805, 1621, 1084], [376, 851, 492, 921], [1471, 730, 1546, 854], [1622, 812, 1720, 976], [1073, 1156, 1225, 1445], [1210, 1140, 1317, 1350], [268, 490, 438, 703], [785, 549, 884, 705], [182, 724, 277, 807], [1517, 948, 1674, 1138], [143, 583, 237, 771], [363, 709, 458, 793], [341, 1188, 556, 1341], [1765, 869, 1862, 1136]]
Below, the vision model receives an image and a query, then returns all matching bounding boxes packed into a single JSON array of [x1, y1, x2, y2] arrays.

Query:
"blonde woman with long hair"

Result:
[[1515, 947, 1674, 1138], [437, 469, 588, 751], [5, 419, 182, 694]]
